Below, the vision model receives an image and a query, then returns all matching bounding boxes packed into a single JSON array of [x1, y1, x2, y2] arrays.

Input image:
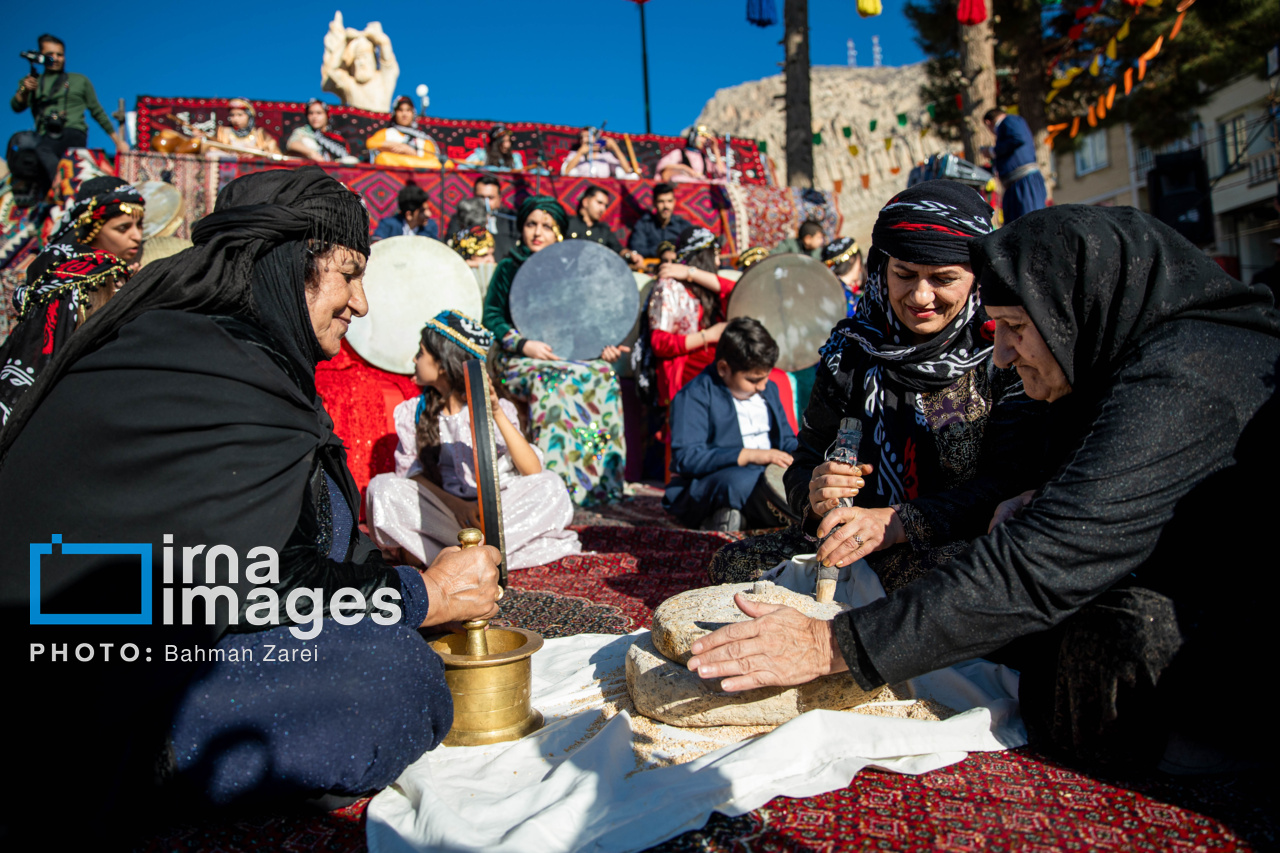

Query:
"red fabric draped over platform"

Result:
[[315, 340, 419, 516]]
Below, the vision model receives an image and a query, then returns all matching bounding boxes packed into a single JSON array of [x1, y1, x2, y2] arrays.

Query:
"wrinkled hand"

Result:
[[522, 339, 557, 360], [686, 595, 847, 692], [600, 344, 630, 362], [419, 542, 502, 627], [807, 461, 872, 517], [815, 505, 903, 568], [739, 448, 793, 468], [988, 489, 1036, 533]]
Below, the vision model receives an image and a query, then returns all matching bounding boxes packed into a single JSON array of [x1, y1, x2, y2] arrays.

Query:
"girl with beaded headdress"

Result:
[[48, 175, 146, 267], [365, 310, 580, 569], [481, 195, 627, 506]]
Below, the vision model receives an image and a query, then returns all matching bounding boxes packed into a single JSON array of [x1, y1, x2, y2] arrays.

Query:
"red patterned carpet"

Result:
[[139, 522, 1273, 852]]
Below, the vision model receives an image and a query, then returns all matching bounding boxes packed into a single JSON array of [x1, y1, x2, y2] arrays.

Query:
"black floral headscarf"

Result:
[[817, 180, 996, 504]]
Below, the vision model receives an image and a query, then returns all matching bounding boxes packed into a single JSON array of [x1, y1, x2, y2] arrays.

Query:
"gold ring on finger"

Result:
[[853, 534, 864, 546]]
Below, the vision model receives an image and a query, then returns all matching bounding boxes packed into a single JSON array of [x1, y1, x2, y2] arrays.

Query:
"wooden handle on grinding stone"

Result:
[[815, 566, 839, 605], [459, 528, 490, 656]]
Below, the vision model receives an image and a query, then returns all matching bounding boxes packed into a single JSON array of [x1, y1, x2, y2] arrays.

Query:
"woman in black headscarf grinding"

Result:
[[0, 167, 501, 840], [685, 205, 1279, 773]]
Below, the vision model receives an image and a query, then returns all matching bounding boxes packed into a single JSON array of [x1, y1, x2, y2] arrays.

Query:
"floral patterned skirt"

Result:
[[500, 356, 626, 507]]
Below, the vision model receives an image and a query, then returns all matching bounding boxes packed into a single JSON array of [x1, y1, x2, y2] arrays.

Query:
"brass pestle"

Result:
[[457, 527, 491, 656]]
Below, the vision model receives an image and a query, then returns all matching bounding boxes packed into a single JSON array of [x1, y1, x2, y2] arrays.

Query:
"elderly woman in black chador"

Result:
[[687, 205, 1280, 772], [708, 181, 1046, 592], [0, 167, 501, 837]]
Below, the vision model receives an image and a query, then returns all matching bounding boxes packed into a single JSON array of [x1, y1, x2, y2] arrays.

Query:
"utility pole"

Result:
[[637, 0, 653, 134], [783, 0, 814, 188]]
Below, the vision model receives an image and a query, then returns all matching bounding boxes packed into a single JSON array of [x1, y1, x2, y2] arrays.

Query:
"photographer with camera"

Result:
[[9, 34, 120, 188]]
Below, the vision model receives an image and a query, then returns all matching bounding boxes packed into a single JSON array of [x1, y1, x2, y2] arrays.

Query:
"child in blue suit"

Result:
[[665, 318, 800, 531]]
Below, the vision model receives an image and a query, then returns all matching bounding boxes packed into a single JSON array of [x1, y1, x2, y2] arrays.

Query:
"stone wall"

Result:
[[696, 64, 956, 247]]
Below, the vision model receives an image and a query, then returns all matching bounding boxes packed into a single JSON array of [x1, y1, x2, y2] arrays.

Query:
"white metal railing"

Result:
[[1247, 148, 1278, 187]]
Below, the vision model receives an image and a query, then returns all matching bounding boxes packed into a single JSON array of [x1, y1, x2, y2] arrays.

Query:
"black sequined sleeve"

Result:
[[896, 366, 1050, 548]]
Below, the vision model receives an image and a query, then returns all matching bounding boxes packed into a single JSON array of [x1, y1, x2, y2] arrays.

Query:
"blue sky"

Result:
[[3, 1, 925, 154]]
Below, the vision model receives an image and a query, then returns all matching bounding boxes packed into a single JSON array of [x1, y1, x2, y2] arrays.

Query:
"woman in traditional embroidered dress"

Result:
[[211, 96, 282, 157], [366, 95, 452, 170], [48, 175, 146, 265], [482, 195, 627, 506], [646, 226, 736, 406], [707, 181, 1047, 592], [286, 99, 356, 164], [366, 311, 580, 569]]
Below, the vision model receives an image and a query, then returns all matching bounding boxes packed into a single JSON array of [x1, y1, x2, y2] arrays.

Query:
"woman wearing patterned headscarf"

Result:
[[644, 225, 736, 405], [48, 175, 146, 265], [481, 195, 627, 505], [0, 167, 500, 834], [708, 180, 1047, 590], [0, 244, 130, 423]]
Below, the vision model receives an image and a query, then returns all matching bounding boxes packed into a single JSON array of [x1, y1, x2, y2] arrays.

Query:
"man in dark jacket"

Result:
[[372, 183, 439, 242], [628, 182, 692, 259]]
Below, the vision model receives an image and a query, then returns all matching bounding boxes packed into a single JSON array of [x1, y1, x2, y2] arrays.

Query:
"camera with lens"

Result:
[[43, 113, 66, 135], [19, 50, 46, 66]]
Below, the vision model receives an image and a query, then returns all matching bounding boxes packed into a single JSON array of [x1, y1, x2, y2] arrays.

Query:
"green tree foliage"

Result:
[[906, 0, 1279, 152]]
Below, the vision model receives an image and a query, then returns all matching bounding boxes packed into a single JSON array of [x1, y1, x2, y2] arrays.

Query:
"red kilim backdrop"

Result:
[[133, 96, 767, 185], [116, 152, 738, 253]]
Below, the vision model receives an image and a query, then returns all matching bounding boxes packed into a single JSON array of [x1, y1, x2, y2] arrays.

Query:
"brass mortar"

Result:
[[427, 529, 544, 747]]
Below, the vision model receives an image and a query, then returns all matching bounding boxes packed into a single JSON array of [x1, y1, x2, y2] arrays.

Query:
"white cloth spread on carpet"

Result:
[[367, 559, 1026, 853]]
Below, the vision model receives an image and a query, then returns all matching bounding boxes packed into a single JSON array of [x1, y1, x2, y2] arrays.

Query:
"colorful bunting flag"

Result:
[[758, 139, 768, 153], [869, 119, 878, 131], [1089, 55, 1101, 76], [1087, 104, 1098, 127], [1106, 37, 1117, 60], [927, 104, 937, 119], [897, 113, 908, 126], [1097, 94, 1107, 119], [858, 0, 882, 18], [813, 132, 823, 145], [1116, 19, 1131, 40], [1106, 83, 1117, 108], [1169, 10, 1185, 38], [841, 126, 853, 138], [1070, 116, 1081, 138], [1124, 67, 1134, 94], [848, 144, 860, 156], [884, 138, 893, 151]]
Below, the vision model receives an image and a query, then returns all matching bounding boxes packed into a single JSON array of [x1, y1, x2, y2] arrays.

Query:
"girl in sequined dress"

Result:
[[366, 310, 581, 570]]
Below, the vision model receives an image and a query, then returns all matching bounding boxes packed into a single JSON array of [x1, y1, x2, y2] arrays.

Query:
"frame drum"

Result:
[[508, 241, 639, 363], [347, 235, 483, 374], [727, 254, 846, 373], [137, 181, 184, 240]]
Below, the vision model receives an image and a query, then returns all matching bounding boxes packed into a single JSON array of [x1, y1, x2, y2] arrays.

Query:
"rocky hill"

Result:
[[697, 63, 957, 246]]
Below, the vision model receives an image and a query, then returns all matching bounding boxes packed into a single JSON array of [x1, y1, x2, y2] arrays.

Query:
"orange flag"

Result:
[[1106, 83, 1117, 108], [1170, 10, 1186, 39], [1124, 67, 1134, 94], [1087, 104, 1098, 127], [1098, 95, 1107, 120], [1070, 116, 1081, 138], [860, 174, 871, 189]]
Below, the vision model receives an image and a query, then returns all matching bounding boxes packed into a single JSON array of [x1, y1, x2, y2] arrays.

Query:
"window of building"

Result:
[[1218, 114, 1248, 174], [1074, 129, 1109, 176]]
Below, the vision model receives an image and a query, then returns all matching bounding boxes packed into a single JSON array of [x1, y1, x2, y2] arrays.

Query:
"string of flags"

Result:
[[1044, 0, 1195, 150]]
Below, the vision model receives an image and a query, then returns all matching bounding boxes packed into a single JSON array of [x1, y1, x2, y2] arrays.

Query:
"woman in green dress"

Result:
[[482, 195, 627, 505]]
